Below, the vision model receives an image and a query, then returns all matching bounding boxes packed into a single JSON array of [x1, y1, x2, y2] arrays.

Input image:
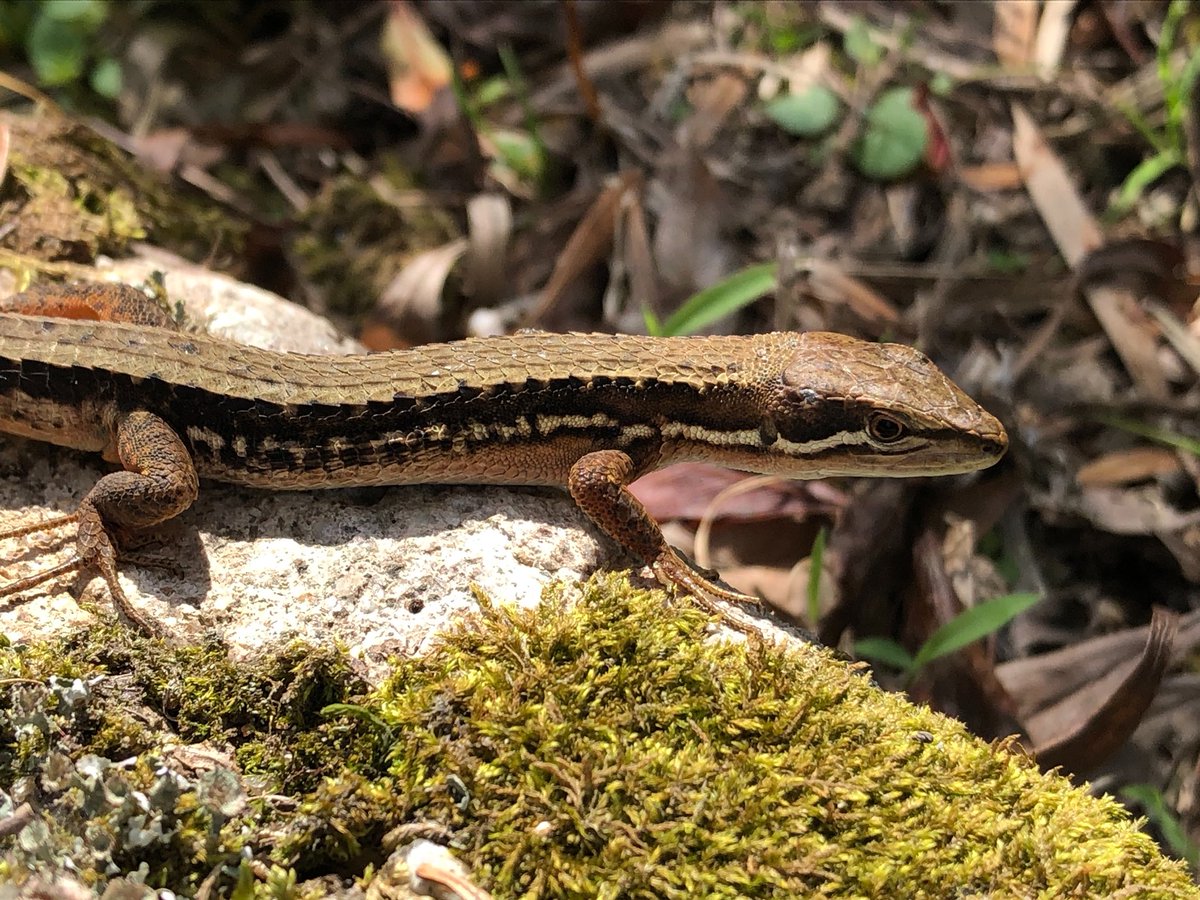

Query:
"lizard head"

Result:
[[726, 332, 1008, 479]]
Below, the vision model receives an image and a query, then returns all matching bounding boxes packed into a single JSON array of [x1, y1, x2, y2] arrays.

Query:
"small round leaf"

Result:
[[765, 85, 840, 138], [27, 14, 86, 86], [852, 86, 929, 180], [90, 56, 121, 99]]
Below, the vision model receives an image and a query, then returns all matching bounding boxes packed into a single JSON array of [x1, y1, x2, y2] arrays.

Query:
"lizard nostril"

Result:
[[980, 437, 1006, 458]]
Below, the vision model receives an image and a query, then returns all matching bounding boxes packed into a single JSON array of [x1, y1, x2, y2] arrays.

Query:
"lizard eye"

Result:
[[867, 412, 907, 444]]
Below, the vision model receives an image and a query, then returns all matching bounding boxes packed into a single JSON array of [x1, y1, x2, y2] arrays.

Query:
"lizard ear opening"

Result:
[[758, 418, 779, 446]]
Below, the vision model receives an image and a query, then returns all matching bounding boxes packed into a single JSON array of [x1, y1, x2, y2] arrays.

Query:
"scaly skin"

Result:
[[0, 284, 1008, 636]]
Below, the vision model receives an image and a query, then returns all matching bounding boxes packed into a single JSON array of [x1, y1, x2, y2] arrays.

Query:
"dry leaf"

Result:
[[1013, 103, 1168, 398], [620, 186, 659, 313], [652, 149, 731, 299], [633, 463, 847, 523], [1011, 103, 1102, 266], [804, 258, 901, 326], [682, 71, 747, 148], [1034, 0, 1078, 77], [530, 171, 642, 323], [1033, 607, 1178, 775], [373, 239, 469, 347], [381, 0, 453, 116], [993, 0, 1039, 68], [1076, 447, 1182, 487], [1076, 483, 1200, 535], [958, 162, 1023, 191], [1087, 284, 1169, 399], [465, 193, 512, 308]]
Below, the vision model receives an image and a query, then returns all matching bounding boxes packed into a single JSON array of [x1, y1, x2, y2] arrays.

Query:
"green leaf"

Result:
[[851, 87, 929, 181], [27, 12, 87, 85], [89, 55, 121, 99], [642, 306, 663, 337], [1099, 414, 1200, 457], [1122, 784, 1200, 867], [765, 85, 840, 137], [806, 526, 827, 627], [489, 128, 545, 183], [40, 0, 107, 26], [853, 637, 914, 672], [844, 17, 882, 67], [660, 263, 778, 336], [473, 74, 511, 108], [909, 592, 1041, 672], [1111, 149, 1182, 215], [930, 72, 955, 97]]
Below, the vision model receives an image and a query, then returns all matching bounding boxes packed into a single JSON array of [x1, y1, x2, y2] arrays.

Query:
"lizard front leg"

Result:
[[568, 449, 770, 639], [0, 410, 198, 634]]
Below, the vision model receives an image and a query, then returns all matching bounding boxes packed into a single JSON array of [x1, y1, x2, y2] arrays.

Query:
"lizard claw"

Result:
[[0, 508, 161, 636], [651, 549, 772, 640]]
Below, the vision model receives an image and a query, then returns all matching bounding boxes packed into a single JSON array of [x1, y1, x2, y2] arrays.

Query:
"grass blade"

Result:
[[909, 592, 1041, 673], [660, 262, 778, 336], [854, 637, 915, 673]]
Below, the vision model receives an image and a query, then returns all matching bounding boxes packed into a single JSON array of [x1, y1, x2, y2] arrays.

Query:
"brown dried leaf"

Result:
[[620, 186, 659, 313], [1077, 237, 1189, 308], [958, 162, 1023, 191], [1088, 285, 1169, 399], [632, 463, 848, 523], [374, 239, 469, 347], [1076, 483, 1200, 535], [804, 258, 901, 326], [530, 171, 642, 323], [652, 150, 731, 299], [1033, 0, 1078, 76], [1076, 447, 1181, 488], [465, 193, 512, 308], [682, 72, 747, 148], [381, 0, 453, 116], [1011, 103, 1102, 267], [999, 608, 1200, 719], [1014, 105, 1169, 398], [993, 0, 1039, 67], [1033, 607, 1178, 775]]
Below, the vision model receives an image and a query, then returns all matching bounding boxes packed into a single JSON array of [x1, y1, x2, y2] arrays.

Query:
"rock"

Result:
[[0, 263, 615, 680]]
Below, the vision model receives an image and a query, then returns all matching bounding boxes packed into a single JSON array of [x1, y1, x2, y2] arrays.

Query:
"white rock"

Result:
[[0, 261, 617, 681]]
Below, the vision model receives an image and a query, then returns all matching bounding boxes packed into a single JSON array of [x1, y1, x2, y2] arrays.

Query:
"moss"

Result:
[[339, 577, 1200, 898], [3, 575, 1197, 897], [292, 162, 458, 322], [0, 112, 246, 267]]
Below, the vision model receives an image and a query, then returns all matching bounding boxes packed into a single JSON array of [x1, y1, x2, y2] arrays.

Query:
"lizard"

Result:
[[0, 282, 1007, 637]]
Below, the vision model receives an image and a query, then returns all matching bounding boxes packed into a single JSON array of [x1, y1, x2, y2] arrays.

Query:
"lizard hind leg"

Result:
[[0, 411, 199, 635]]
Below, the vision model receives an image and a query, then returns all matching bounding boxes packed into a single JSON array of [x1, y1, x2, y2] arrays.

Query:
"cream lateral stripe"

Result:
[[186, 426, 226, 450], [661, 422, 875, 456], [535, 412, 619, 434]]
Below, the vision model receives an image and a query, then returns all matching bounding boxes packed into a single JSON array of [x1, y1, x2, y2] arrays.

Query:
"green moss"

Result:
[[0, 112, 246, 267], [333, 577, 1200, 897], [3, 576, 1197, 897], [292, 162, 458, 322]]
